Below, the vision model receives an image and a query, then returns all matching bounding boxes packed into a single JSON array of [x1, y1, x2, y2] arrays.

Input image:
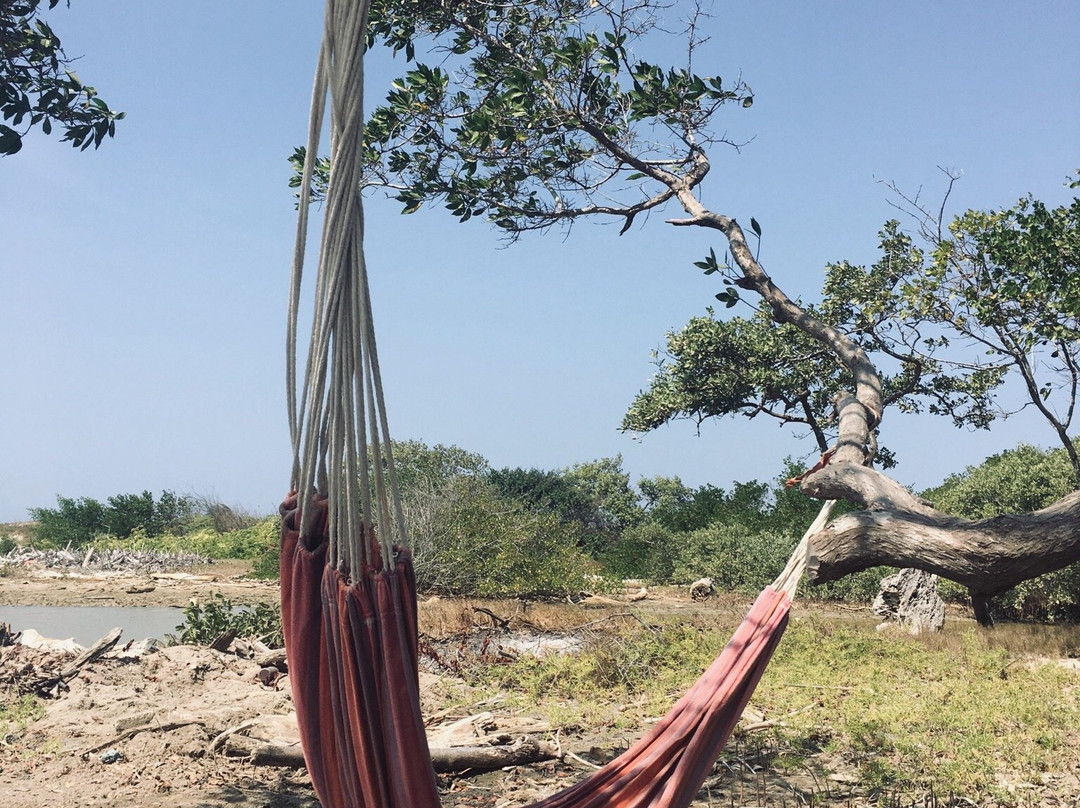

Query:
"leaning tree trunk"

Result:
[[665, 203, 1080, 627]]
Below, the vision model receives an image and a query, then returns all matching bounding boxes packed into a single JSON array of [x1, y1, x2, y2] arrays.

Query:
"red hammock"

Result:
[[281, 493, 794, 808]]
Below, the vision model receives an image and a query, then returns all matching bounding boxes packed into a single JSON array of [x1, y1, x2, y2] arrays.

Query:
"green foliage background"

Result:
[[18, 438, 1080, 616]]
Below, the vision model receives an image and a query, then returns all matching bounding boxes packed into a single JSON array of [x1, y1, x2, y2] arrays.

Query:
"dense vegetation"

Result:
[[924, 442, 1080, 622], [16, 438, 1080, 617]]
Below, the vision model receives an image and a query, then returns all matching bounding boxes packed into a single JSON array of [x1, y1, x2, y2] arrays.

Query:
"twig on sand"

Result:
[[79, 720, 206, 759]]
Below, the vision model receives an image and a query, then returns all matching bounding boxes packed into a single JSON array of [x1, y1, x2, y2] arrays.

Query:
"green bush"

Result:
[[601, 521, 676, 583], [808, 567, 891, 603], [923, 441, 1080, 621], [170, 593, 283, 648], [29, 490, 197, 547], [246, 517, 282, 580], [671, 523, 793, 592], [407, 476, 597, 597], [87, 516, 281, 574], [924, 443, 1075, 519]]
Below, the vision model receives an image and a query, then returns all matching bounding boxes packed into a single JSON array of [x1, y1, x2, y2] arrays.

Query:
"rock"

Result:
[[16, 628, 83, 654], [98, 748, 123, 764], [689, 578, 715, 601], [872, 568, 945, 634]]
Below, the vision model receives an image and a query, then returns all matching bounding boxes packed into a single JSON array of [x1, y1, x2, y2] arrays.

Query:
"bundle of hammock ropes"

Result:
[[282, 2, 834, 806]]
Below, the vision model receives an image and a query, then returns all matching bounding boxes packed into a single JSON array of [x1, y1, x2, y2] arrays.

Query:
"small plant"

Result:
[[0, 694, 45, 740], [170, 593, 283, 648], [0, 533, 17, 554]]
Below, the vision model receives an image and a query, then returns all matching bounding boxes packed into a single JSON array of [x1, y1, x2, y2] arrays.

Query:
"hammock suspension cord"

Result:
[[286, 0, 407, 574]]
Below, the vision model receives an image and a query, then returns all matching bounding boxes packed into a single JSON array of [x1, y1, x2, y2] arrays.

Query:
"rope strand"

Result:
[[287, 0, 405, 573]]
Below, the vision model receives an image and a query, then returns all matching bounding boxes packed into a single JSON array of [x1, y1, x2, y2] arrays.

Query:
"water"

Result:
[[0, 605, 186, 647]]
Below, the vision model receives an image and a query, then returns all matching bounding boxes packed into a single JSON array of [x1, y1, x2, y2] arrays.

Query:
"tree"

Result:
[[29, 494, 105, 545], [381, 439, 489, 494], [297, 0, 1080, 625], [891, 176, 1080, 482], [565, 453, 639, 529], [623, 221, 1006, 468], [1, 0, 123, 155]]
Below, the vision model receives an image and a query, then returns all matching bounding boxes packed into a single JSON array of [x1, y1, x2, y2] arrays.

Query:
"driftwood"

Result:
[[221, 734, 558, 773], [0, 546, 212, 573], [29, 627, 123, 696], [209, 629, 238, 653], [253, 648, 288, 671]]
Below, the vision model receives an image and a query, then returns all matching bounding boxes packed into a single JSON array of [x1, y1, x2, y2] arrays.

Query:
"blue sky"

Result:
[[2, 1, 1077, 522]]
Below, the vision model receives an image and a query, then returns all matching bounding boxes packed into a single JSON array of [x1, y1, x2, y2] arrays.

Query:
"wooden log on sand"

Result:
[[221, 734, 559, 773]]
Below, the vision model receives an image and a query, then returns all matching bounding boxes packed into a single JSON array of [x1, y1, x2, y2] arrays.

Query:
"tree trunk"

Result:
[[801, 464, 1080, 598]]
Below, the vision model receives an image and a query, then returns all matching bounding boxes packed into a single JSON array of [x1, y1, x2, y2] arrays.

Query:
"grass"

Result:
[[0, 694, 45, 741], [424, 600, 1080, 806], [757, 616, 1080, 800]]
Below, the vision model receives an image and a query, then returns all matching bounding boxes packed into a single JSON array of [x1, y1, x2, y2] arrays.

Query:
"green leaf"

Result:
[[750, 217, 762, 238], [0, 125, 22, 155]]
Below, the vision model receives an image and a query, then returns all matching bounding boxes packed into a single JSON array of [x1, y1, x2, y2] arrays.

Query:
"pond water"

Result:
[[0, 605, 186, 647]]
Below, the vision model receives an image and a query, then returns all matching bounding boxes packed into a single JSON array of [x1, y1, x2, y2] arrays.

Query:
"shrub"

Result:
[[0, 534, 17, 555], [170, 593, 283, 648], [923, 441, 1080, 621], [600, 521, 676, 583], [29, 490, 198, 546], [407, 476, 596, 597], [86, 515, 281, 576], [671, 523, 793, 592]]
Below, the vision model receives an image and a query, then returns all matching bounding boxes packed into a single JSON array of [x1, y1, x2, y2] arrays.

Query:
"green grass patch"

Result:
[[0, 694, 45, 739], [756, 617, 1080, 801], [474, 609, 1080, 805]]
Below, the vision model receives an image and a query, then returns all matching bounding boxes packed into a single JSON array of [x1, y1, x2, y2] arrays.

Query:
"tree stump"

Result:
[[872, 568, 945, 634]]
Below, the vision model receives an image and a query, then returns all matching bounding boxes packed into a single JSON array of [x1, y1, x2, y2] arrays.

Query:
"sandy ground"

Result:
[[0, 616, 835, 808], [0, 566, 844, 808], [0, 562, 277, 608], [4, 565, 1059, 807]]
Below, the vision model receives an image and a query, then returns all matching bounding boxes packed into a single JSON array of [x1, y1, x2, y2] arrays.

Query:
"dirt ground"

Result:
[[0, 561, 277, 608], [10, 563, 1034, 808], [0, 565, 860, 808]]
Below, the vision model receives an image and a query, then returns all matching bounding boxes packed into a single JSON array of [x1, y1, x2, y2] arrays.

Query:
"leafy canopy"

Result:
[[0, 0, 124, 155], [892, 183, 1080, 480], [295, 0, 752, 232], [624, 220, 1009, 463]]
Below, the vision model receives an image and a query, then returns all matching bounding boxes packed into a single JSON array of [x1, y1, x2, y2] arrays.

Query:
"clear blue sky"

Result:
[[2, 2, 1077, 522]]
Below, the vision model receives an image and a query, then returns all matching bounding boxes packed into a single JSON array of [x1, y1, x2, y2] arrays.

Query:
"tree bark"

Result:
[[801, 466, 1080, 598], [221, 734, 558, 773]]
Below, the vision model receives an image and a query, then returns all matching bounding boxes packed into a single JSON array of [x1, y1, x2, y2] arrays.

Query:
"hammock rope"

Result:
[[287, 0, 407, 572], [282, 3, 837, 807]]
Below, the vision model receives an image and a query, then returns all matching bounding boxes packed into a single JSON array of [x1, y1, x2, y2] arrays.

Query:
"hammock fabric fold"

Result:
[[281, 494, 793, 808]]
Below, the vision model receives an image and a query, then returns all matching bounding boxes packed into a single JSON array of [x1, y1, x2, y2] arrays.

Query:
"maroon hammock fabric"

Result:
[[281, 494, 792, 808]]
